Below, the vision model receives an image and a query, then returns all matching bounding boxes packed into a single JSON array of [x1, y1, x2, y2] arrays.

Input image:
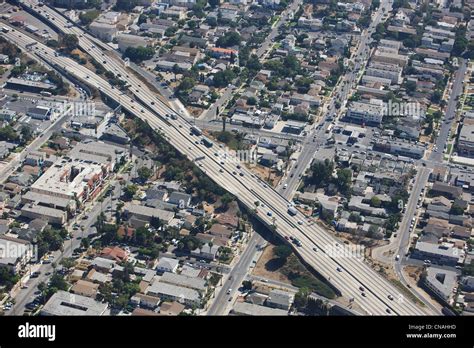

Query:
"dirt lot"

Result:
[[404, 265, 423, 282], [250, 165, 281, 187], [252, 245, 291, 284]]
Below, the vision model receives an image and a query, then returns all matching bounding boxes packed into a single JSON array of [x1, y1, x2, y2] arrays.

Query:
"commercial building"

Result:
[[457, 122, 474, 158], [346, 99, 384, 125], [68, 141, 128, 172], [21, 203, 67, 225], [146, 282, 201, 307], [160, 272, 207, 293], [423, 267, 457, 303], [231, 302, 288, 316], [30, 156, 106, 204], [373, 140, 425, 159], [22, 190, 76, 212], [123, 203, 175, 224], [89, 22, 118, 42], [412, 241, 461, 266], [365, 62, 403, 84], [41, 290, 109, 316], [0, 236, 33, 274], [372, 50, 408, 67], [4, 77, 56, 94], [116, 33, 155, 52], [27, 106, 52, 121], [266, 289, 294, 310]]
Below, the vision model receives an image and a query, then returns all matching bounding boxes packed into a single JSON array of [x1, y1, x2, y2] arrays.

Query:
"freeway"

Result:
[[277, 0, 393, 199], [8, 2, 431, 315]]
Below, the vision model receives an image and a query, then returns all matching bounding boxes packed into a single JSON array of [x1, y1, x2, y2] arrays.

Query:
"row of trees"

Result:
[[123, 46, 155, 63]]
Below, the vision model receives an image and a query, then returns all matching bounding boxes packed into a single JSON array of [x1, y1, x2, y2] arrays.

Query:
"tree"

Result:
[[213, 69, 236, 88], [49, 273, 68, 292], [216, 31, 241, 48], [137, 13, 148, 25], [114, 0, 138, 11], [124, 184, 138, 199], [367, 225, 380, 239], [450, 203, 464, 215], [405, 80, 416, 94], [59, 258, 76, 270], [61, 34, 79, 52], [38, 281, 47, 303], [453, 26, 468, 56], [274, 245, 292, 260], [208, 0, 220, 7], [220, 193, 235, 210], [371, 196, 382, 208], [150, 216, 162, 229], [172, 63, 181, 81], [247, 97, 257, 105], [20, 125, 33, 144], [176, 77, 196, 92], [0, 268, 19, 290], [81, 238, 90, 249], [294, 287, 311, 309], [0, 125, 19, 142], [137, 166, 153, 182], [308, 159, 334, 187], [336, 168, 352, 195], [242, 280, 253, 291], [79, 10, 100, 25]]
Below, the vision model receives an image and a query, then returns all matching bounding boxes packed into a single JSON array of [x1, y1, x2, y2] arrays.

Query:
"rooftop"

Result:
[[41, 290, 109, 316]]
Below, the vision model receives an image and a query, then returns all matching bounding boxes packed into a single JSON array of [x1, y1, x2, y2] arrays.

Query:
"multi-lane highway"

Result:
[[6, 0, 432, 315]]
